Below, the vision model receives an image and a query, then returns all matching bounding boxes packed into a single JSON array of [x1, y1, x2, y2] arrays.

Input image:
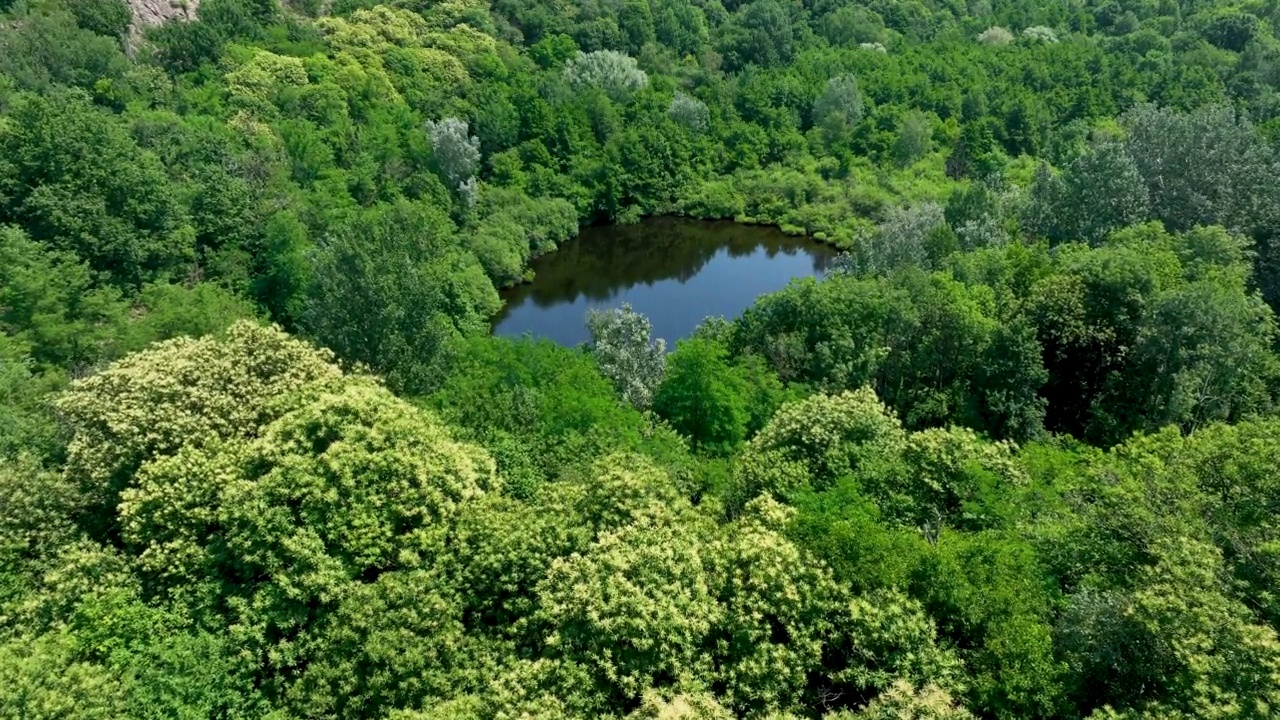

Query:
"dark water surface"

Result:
[[492, 217, 837, 346]]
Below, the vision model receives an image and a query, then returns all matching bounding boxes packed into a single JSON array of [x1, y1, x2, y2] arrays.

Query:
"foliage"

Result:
[[300, 203, 500, 395], [55, 321, 342, 538], [653, 337, 784, 455], [587, 303, 667, 410], [563, 50, 648, 101], [978, 27, 1014, 45], [8, 0, 1280, 716], [668, 91, 710, 134], [426, 117, 482, 203]]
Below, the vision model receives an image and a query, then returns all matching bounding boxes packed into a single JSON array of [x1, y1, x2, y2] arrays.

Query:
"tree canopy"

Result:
[[6, 0, 1280, 716]]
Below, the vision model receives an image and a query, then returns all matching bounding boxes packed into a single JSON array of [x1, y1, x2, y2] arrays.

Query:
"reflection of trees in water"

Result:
[[498, 218, 836, 313]]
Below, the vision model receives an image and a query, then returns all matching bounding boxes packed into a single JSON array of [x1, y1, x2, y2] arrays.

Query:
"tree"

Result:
[[812, 75, 864, 129], [534, 505, 719, 704], [301, 203, 500, 395], [719, 0, 795, 71], [654, 337, 751, 454], [1123, 104, 1280, 237], [978, 27, 1014, 45], [586, 304, 667, 410], [668, 91, 710, 134], [743, 388, 907, 496], [1063, 538, 1280, 716], [426, 117, 482, 206], [431, 336, 650, 492], [821, 6, 887, 47], [55, 321, 342, 539], [847, 203, 947, 275], [0, 225, 125, 373], [975, 318, 1048, 442], [618, 0, 655, 54], [893, 112, 933, 167], [1026, 142, 1151, 246], [0, 336, 60, 462], [653, 0, 708, 56], [839, 682, 975, 719], [211, 383, 494, 694], [563, 50, 648, 101], [66, 0, 132, 38], [0, 9, 127, 91], [1021, 26, 1058, 43], [0, 90, 194, 287]]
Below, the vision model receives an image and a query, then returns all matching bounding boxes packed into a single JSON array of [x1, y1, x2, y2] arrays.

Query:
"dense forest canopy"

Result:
[[6, 0, 1280, 717]]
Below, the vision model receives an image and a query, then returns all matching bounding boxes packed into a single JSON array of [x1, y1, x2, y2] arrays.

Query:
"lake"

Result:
[[492, 217, 838, 346]]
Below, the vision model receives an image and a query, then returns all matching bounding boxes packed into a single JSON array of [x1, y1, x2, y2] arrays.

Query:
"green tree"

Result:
[[0, 90, 194, 287], [301, 203, 500, 395], [0, 8, 127, 91], [66, 0, 132, 38], [719, 0, 796, 71], [55, 321, 343, 539], [1026, 142, 1151, 246], [654, 337, 751, 454], [563, 50, 649, 101]]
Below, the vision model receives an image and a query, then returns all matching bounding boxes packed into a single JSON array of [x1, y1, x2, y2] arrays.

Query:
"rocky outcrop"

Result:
[[127, 0, 200, 43]]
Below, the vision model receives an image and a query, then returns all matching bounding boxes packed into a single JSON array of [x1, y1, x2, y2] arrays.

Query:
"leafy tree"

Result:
[[0, 225, 125, 373], [0, 336, 60, 462], [55, 321, 343, 539], [301, 203, 500, 395], [618, 0, 655, 54], [740, 388, 907, 498], [1123, 104, 1279, 238], [669, 91, 710, 133], [821, 6, 887, 47], [846, 203, 947, 275], [209, 382, 495, 702], [1026, 143, 1151, 246], [0, 90, 194, 287], [893, 111, 933, 167], [0, 8, 127, 91], [426, 117, 482, 205], [586, 304, 667, 410], [431, 336, 650, 492], [719, 0, 796, 71], [1021, 26, 1058, 43], [563, 50, 649, 101], [66, 0, 132, 38], [654, 337, 752, 454], [535, 504, 718, 704], [1065, 538, 1280, 716], [812, 75, 864, 129], [978, 27, 1014, 45]]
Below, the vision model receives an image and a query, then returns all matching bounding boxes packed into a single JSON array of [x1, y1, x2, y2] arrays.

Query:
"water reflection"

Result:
[[493, 217, 836, 346]]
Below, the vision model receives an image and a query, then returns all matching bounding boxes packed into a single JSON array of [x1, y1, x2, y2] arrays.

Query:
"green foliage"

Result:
[[0, 90, 194, 287], [0, 7, 128, 91], [563, 49, 649, 101], [300, 202, 500, 395], [654, 337, 765, 455], [431, 336, 648, 491], [55, 321, 343, 538], [66, 0, 131, 38], [7, 0, 1280, 716]]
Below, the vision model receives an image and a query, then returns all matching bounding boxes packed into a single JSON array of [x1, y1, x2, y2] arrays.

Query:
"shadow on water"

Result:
[[493, 217, 837, 346]]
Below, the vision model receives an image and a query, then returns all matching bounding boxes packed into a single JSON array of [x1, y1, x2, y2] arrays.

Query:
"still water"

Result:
[[492, 217, 837, 346]]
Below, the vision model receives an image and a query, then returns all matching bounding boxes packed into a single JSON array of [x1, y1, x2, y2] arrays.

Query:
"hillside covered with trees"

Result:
[[5, 0, 1280, 717]]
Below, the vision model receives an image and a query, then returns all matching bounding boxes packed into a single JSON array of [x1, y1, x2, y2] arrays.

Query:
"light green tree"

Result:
[[587, 304, 667, 411]]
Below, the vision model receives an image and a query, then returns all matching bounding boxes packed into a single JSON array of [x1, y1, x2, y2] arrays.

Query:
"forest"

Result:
[[5, 0, 1280, 717]]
